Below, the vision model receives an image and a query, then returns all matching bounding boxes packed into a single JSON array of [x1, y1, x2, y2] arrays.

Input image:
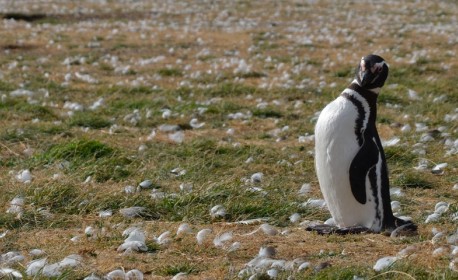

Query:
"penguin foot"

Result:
[[305, 224, 372, 235], [386, 221, 418, 237]]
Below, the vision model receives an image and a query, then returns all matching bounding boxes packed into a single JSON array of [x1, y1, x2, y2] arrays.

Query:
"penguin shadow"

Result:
[[305, 222, 418, 238]]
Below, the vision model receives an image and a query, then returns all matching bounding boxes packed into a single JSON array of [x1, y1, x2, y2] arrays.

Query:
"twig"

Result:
[[0, 142, 20, 156], [369, 270, 416, 280]]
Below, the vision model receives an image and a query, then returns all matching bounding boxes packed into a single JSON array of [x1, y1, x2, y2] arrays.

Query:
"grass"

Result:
[[0, 0, 457, 279]]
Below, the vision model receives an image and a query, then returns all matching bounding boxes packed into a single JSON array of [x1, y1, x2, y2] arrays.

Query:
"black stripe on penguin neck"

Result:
[[341, 92, 365, 146], [348, 83, 378, 123]]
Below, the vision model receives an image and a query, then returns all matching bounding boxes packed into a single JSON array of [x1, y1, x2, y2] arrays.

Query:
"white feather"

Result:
[[26, 258, 47, 276], [373, 256, 397, 271], [196, 228, 212, 245], [0, 268, 23, 279], [177, 223, 192, 235], [106, 269, 125, 280], [117, 241, 148, 252], [155, 231, 171, 245], [213, 231, 233, 247], [125, 269, 143, 280], [260, 224, 278, 236]]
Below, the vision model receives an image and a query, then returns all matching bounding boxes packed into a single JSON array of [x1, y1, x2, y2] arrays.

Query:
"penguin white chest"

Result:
[[314, 96, 378, 229]]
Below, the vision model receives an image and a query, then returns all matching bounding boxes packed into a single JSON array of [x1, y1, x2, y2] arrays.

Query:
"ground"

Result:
[[0, 0, 457, 279]]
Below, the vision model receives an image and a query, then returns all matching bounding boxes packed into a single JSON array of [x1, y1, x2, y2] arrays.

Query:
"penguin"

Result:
[[309, 54, 416, 235]]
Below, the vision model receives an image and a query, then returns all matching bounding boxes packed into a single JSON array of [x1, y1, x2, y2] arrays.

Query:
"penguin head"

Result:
[[356, 54, 389, 90]]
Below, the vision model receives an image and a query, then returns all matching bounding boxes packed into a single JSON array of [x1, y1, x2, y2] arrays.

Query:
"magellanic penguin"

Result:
[[310, 54, 416, 235]]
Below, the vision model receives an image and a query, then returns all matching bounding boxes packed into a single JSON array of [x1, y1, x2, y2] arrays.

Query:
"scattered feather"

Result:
[[171, 272, 187, 280], [85, 226, 95, 237], [397, 245, 417, 257], [432, 247, 448, 257], [138, 180, 153, 189], [266, 268, 278, 278], [169, 131, 185, 143], [298, 262, 311, 271], [155, 231, 171, 245], [0, 230, 8, 239], [26, 258, 48, 276], [289, 213, 301, 223], [0, 268, 23, 279], [434, 202, 449, 214], [298, 183, 311, 195], [179, 183, 193, 193], [16, 169, 32, 183], [196, 229, 212, 245], [228, 242, 241, 252], [210, 205, 227, 218], [260, 224, 278, 236], [324, 218, 336, 226], [83, 273, 101, 280], [391, 201, 401, 212], [213, 231, 233, 247], [29, 249, 45, 257], [259, 246, 276, 258], [98, 210, 112, 218], [425, 213, 441, 223], [302, 198, 327, 209], [233, 218, 270, 225], [390, 187, 403, 197], [177, 223, 192, 235], [106, 269, 125, 280], [117, 241, 148, 252], [119, 207, 146, 218], [382, 137, 400, 147], [125, 269, 143, 280], [250, 172, 264, 183], [432, 163, 447, 175], [373, 256, 397, 271], [189, 118, 205, 129]]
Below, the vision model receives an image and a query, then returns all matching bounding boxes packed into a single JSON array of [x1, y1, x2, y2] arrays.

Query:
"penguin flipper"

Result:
[[349, 137, 380, 204]]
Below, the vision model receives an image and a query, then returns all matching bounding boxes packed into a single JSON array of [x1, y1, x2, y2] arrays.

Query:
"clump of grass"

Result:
[[158, 262, 200, 276], [334, 67, 353, 78], [393, 171, 433, 189], [205, 82, 257, 97], [157, 68, 183, 77], [378, 91, 406, 105], [238, 71, 267, 79], [252, 108, 283, 118], [68, 111, 112, 129], [0, 124, 66, 144], [37, 139, 134, 182], [26, 183, 81, 214], [43, 139, 114, 161], [0, 128, 35, 143], [384, 146, 416, 167]]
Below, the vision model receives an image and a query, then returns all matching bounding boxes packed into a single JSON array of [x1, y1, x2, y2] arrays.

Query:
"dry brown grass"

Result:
[[0, 0, 457, 279]]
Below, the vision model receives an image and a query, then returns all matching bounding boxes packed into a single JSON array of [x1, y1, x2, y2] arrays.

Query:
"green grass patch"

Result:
[[68, 111, 112, 129], [157, 68, 183, 77], [384, 146, 416, 167], [393, 171, 433, 189], [158, 262, 200, 276], [42, 139, 114, 161], [252, 108, 283, 118], [37, 139, 134, 182], [204, 82, 258, 97]]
